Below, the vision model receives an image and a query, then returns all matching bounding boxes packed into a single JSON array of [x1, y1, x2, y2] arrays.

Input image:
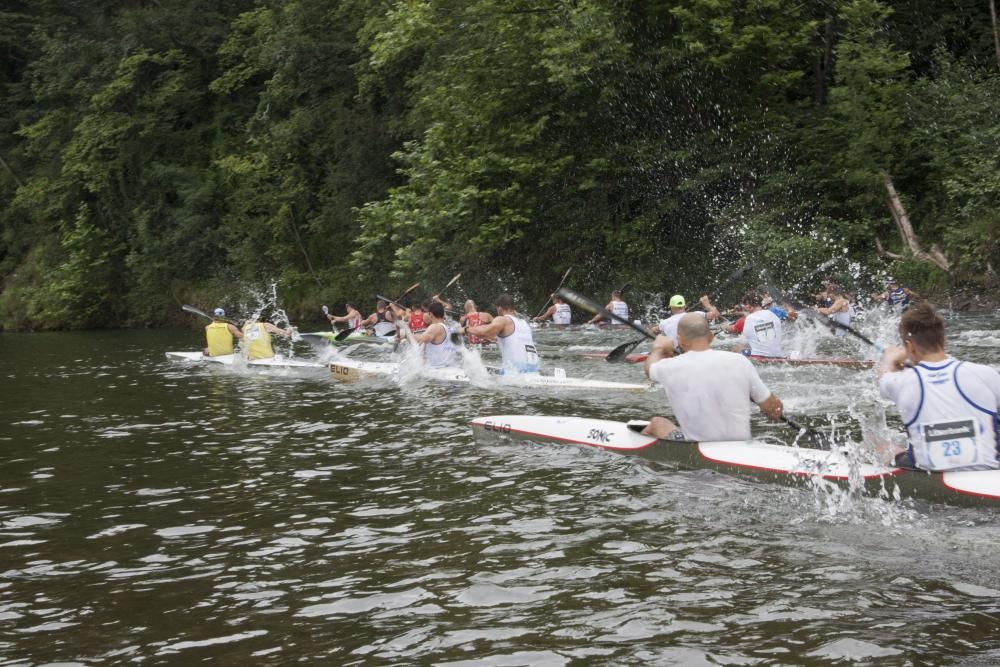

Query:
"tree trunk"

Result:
[[879, 174, 951, 273], [991, 0, 1000, 69], [0, 152, 23, 189]]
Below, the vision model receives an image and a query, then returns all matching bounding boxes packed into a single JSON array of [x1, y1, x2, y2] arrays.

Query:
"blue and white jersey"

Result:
[[879, 357, 1000, 471], [887, 287, 909, 307], [829, 304, 853, 337]]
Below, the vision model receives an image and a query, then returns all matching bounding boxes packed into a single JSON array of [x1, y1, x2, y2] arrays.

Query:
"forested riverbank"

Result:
[[1, 0, 999, 330]]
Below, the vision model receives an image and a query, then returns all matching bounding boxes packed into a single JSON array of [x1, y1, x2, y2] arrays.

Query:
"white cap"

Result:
[[213, 308, 225, 317]]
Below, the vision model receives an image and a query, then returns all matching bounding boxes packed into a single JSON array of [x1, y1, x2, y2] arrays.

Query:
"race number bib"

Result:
[[525, 344, 539, 365], [753, 321, 776, 342], [245, 327, 261, 341], [920, 419, 979, 470]]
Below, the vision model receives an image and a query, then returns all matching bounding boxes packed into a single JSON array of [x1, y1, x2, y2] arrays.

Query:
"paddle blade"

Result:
[[782, 416, 833, 450], [397, 283, 421, 300], [607, 338, 643, 363], [558, 288, 653, 341], [442, 273, 462, 291], [334, 327, 357, 341]]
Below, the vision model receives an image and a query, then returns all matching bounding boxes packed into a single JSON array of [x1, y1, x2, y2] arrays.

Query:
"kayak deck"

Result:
[[165, 351, 326, 369], [470, 415, 1000, 507], [331, 359, 651, 392]]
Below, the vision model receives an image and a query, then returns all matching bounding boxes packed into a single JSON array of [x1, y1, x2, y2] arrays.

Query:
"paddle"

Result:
[[763, 287, 878, 347], [532, 267, 573, 320], [605, 264, 751, 363], [781, 415, 834, 450], [182, 304, 240, 328]]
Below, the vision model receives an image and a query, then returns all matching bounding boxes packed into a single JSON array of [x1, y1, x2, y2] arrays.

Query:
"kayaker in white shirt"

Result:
[[642, 313, 784, 441], [878, 303, 1000, 471]]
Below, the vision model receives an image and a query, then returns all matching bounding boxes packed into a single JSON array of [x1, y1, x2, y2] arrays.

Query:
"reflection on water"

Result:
[[0, 320, 998, 664]]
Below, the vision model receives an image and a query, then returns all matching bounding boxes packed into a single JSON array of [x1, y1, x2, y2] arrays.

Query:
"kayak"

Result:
[[530, 322, 637, 332], [469, 415, 1000, 507], [165, 351, 326, 369], [581, 351, 875, 369], [330, 359, 651, 392], [299, 331, 394, 346]]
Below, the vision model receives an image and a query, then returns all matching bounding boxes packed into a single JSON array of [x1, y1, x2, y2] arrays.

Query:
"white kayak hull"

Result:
[[470, 415, 1000, 507], [330, 359, 650, 392], [165, 351, 325, 369]]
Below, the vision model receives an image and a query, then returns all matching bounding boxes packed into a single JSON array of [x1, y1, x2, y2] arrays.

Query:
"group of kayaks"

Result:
[[166, 325, 999, 508]]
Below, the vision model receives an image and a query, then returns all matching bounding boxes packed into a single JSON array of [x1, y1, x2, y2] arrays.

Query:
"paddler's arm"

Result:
[[413, 323, 446, 344], [747, 368, 783, 421], [643, 335, 677, 378], [462, 314, 508, 341], [878, 344, 909, 379], [756, 394, 784, 421], [699, 295, 721, 321], [227, 323, 244, 338], [263, 322, 291, 337], [534, 305, 556, 322]]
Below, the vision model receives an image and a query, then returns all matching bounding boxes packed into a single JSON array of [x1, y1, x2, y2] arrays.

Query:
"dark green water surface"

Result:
[[1, 315, 999, 665]]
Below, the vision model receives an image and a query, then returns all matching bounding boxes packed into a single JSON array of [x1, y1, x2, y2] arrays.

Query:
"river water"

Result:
[[2, 313, 999, 665]]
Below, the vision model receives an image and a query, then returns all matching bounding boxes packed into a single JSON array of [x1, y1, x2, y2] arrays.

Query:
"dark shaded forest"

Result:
[[1, 0, 998, 329]]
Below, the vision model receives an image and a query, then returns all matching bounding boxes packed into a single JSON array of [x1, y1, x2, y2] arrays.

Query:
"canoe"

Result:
[[165, 351, 326, 369], [530, 322, 636, 332], [299, 331, 394, 346], [580, 351, 875, 369], [469, 414, 1000, 507], [330, 359, 650, 392]]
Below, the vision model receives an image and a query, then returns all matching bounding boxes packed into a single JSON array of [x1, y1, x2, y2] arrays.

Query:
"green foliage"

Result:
[[1, 0, 999, 330]]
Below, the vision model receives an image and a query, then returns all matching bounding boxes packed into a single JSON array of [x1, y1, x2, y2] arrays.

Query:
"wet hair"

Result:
[[376, 300, 386, 309], [899, 303, 945, 351], [826, 283, 844, 296], [345, 303, 356, 310], [552, 294, 563, 303], [428, 301, 445, 319], [464, 299, 476, 312], [411, 301, 424, 311], [612, 291, 622, 298], [742, 291, 763, 308], [494, 294, 515, 311], [677, 313, 711, 342]]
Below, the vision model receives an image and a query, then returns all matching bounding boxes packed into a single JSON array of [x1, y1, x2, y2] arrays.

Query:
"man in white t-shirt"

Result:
[[642, 314, 784, 441], [878, 303, 1000, 471], [652, 294, 721, 341]]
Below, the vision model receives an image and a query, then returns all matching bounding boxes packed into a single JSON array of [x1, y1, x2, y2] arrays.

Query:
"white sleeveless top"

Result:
[[743, 309, 783, 357], [373, 311, 395, 337], [423, 323, 457, 368], [829, 304, 853, 337], [879, 358, 1000, 471], [553, 303, 571, 325], [610, 300, 629, 321], [496, 316, 539, 372]]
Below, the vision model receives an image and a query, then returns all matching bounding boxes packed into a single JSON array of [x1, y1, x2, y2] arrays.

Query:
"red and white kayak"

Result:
[[470, 415, 1000, 507], [580, 352, 875, 369]]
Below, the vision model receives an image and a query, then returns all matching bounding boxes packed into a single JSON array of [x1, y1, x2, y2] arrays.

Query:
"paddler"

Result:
[[878, 303, 1000, 471], [460, 294, 539, 372], [815, 283, 852, 336], [413, 302, 458, 368], [642, 314, 784, 441], [460, 300, 494, 345], [327, 303, 363, 332], [533, 294, 572, 325], [651, 294, 720, 340], [361, 300, 397, 337], [874, 276, 917, 310], [203, 308, 243, 357], [407, 302, 428, 333], [587, 290, 629, 325], [242, 314, 292, 360], [708, 291, 784, 358]]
